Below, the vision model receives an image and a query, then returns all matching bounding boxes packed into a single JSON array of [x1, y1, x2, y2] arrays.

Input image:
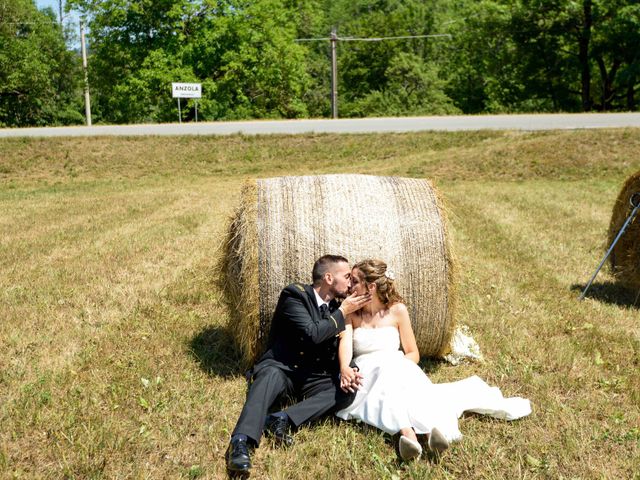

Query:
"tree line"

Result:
[[2, 0, 639, 127]]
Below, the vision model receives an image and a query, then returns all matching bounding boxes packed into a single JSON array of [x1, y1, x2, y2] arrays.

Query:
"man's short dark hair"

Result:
[[312, 254, 349, 284]]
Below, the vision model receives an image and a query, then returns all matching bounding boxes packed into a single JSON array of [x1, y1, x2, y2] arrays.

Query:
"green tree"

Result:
[[68, 0, 200, 122], [439, 0, 517, 113], [445, 0, 640, 113], [300, 0, 457, 117], [590, 2, 640, 110], [0, 0, 83, 127], [349, 52, 459, 116], [69, 0, 311, 122], [189, 0, 311, 119]]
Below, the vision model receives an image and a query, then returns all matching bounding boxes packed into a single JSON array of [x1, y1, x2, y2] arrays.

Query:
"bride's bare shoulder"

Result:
[[389, 302, 408, 314]]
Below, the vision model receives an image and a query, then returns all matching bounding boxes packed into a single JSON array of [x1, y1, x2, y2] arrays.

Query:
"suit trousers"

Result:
[[232, 364, 356, 445]]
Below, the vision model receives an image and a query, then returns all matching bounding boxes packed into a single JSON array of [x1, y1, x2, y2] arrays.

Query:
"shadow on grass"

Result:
[[418, 357, 445, 375], [189, 326, 246, 379], [570, 281, 640, 308]]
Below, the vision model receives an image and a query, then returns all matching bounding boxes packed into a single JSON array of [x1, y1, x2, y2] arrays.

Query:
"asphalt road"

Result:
[[2, 113, 640, 138]]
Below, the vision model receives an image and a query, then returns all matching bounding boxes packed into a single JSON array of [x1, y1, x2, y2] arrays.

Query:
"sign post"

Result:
[[171, 83, 202, 123]]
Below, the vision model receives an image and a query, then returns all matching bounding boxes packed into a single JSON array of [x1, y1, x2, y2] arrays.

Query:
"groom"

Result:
[[226, 254, 371, 474]]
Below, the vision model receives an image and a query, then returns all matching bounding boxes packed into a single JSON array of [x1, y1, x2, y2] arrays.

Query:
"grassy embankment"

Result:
[[1, 130, 639, 479]]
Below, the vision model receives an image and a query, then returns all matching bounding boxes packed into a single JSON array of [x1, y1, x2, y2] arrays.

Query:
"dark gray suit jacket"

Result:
[[255, 283, 346, 374]]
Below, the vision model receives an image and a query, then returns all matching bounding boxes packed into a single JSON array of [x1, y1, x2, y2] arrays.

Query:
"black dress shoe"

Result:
[[226, 438, 252, 473], [264, 414, 294, 447]]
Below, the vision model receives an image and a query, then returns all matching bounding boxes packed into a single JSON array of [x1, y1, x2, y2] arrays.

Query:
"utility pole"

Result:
[[58, 0, 63, 26], [330, 27, 338, 119], [80, 20, 92, 126], [296, 31, 451, 120]]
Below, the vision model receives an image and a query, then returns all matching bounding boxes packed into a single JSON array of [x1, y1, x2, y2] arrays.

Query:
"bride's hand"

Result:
[[340, 366, 354, 392], [340, 367, 363, 393], [351, 369, 364, 390]]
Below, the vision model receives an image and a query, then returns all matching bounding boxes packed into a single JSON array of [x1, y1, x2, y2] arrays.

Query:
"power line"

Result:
[[295, 33, 452, 42], [0, 20, 60, 24], [342, 33, 452, 42]]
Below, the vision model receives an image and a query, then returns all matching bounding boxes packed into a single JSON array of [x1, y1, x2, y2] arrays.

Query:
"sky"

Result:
[[36, 0, 63, 17], [35, 0, 80, 26], [35, 0, 82, 46]]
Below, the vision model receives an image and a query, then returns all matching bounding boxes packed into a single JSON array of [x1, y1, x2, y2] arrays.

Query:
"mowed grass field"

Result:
[[1, 130, 639, 479]]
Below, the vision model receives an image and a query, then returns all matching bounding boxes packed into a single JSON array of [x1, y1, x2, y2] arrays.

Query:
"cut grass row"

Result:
[[1, 129, 638, 185]]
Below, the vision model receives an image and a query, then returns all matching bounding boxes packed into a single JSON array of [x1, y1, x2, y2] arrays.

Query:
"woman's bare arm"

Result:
[[338, 316, 357, 392], [394, 303, 420, 364]]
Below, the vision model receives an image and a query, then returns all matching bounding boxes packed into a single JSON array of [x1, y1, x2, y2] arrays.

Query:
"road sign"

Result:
[[172, 83, 202, 98]]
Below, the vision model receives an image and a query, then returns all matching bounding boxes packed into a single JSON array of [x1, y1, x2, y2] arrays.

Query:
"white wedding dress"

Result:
[[336, 326, 531, 442]]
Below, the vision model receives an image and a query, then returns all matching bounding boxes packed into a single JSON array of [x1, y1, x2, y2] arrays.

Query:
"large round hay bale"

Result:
[[222, 174, 455, 366], [608, 170, 640, 291]]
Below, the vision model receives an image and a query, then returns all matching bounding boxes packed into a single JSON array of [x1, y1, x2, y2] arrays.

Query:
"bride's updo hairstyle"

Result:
[[353, 259, 403, 306]]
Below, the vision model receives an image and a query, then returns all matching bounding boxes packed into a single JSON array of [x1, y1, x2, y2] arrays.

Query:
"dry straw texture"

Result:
[[223, 174, 456, 366], [608, 170, 640, 292], [221, 181, 260, 366]]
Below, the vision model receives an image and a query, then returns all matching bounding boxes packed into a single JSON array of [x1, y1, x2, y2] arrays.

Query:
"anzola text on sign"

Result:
[[172, 83, 202, 98]]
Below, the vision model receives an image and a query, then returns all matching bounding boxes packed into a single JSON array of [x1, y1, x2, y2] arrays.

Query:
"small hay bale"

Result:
[[608, 170, 640, 291], [222, 174, 456, 366]]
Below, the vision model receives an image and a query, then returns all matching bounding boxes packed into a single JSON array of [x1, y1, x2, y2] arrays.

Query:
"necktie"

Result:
[[320, 304, 329, 316]]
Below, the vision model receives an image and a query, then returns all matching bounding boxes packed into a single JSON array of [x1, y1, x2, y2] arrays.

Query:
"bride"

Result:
[[336, 259, 531, 461]]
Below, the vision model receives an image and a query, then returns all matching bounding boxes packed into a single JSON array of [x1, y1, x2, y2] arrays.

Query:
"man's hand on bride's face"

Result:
[[339, 291, 372, 316], [340, 367, 363, 393]]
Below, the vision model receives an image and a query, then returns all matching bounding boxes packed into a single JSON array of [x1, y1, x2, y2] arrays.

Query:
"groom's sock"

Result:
[[268, 411, 289, 422], [265, 411, 294, 446], [230, 433, 249, 443]]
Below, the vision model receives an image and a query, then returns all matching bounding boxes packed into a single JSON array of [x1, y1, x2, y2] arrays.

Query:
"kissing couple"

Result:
[[226, 255, 531, 474]]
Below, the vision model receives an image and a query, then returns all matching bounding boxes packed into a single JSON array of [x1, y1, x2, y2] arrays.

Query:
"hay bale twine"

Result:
[[222, 174, 455, 366], [608, 170, 640, 291]]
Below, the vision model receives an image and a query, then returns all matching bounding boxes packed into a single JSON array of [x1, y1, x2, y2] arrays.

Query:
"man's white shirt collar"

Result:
[[313, 288, 329, 309]]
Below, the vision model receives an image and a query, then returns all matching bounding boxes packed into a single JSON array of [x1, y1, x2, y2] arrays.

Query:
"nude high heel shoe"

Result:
[[427, 427, 449, 455], [398, 435, 423, 461]]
